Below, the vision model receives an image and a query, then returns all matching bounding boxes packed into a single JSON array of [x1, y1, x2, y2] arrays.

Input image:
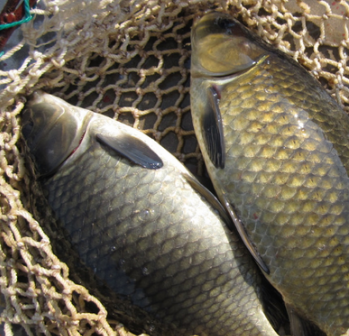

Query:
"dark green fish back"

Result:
[[192, 50, 349, 335], [42, 123, 279, 336]]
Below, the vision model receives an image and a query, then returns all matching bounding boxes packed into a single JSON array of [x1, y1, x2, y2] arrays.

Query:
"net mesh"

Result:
[[1, 0, 349, 335]]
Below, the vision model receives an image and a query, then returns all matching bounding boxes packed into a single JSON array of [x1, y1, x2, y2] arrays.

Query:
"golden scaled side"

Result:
[[191, 12, 349, 336]]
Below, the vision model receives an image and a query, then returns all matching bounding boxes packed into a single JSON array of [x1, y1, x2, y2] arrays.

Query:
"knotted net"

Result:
[[0, 0, 349, 335]]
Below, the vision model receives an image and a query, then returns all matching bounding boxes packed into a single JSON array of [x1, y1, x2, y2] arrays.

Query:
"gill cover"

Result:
[[22, 91, 91, 176], [191, 12, 266, 76]]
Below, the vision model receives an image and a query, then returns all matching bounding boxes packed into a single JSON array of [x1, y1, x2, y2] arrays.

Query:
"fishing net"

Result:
[[0, 0, 349, 335]]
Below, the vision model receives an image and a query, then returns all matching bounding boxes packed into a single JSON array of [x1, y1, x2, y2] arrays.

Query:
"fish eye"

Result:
[[215, 16, 247, 38], [215, 17, 235, 32]]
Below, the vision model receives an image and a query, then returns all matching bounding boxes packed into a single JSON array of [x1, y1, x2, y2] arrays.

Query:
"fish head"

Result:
[[191, 12, 266, 77], [22, 91, 91, 177]]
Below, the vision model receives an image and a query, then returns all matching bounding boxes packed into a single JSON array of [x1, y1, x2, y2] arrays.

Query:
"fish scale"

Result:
[[22, 92, 282, 336], [191, 12, 349, 336], [45, 133, 267, 334], [214, 56, 349, 313]]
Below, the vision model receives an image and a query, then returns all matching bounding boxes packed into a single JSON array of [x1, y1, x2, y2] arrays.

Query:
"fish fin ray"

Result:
[[202, 86, 225, 169], [260, 279, 288, 332], [286, 303, 326, 336], [221, 194, 270, 273], [184, 173, 232, 225], [96, 133, 163, 169]]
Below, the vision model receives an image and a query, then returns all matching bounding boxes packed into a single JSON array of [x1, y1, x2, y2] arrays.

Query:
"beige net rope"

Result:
[[1, 0, 349, 335]]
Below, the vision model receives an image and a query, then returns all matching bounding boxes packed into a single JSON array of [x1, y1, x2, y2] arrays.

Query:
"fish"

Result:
[[21, 91, 282, 336], [190, 11, 349, 336]]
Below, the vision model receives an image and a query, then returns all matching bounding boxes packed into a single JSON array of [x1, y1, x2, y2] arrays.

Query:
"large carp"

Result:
[[22, 92, 281, 336], [190, 11, 349, 336]]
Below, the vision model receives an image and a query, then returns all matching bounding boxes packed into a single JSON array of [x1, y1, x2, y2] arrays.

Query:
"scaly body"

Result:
[[191, 12, 349, 336], [22, 92, 280, 336]]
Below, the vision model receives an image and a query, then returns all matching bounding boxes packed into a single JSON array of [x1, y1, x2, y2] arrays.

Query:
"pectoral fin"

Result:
[[201, 86, 225, 169], [96, 132, 163, 169], [221, 194, 269, 274], [184, 173, 232, 226]]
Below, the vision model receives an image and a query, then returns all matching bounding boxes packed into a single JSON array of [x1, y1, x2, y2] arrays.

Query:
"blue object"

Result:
[[0, 0, 33, 31]]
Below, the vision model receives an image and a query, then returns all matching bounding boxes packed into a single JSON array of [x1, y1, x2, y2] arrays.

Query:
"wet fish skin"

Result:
[[190, 12, 349, 336], [22, 92, 280, 336]]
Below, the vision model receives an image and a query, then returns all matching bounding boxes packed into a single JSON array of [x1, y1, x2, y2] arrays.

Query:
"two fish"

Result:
[[21, 10, 349, 336]]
